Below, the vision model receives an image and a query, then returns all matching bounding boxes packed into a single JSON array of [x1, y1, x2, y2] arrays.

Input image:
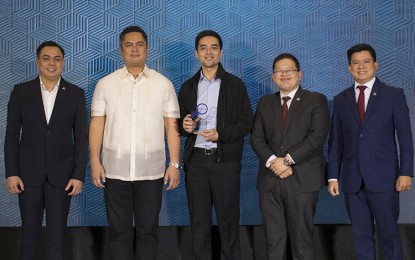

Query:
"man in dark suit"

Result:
[[4, 41, 88, 260], [250, 53, 330, 260], [328, 43, 413, 260]]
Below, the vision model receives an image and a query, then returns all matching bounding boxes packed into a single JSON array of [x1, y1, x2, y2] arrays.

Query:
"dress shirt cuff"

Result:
[[266, 155, 277, 168], [328, 179, 338, 182], [286, 153, 295, 164]]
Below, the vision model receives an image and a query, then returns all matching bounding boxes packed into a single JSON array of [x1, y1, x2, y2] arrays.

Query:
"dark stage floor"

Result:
[[1, 225, 414, 260]]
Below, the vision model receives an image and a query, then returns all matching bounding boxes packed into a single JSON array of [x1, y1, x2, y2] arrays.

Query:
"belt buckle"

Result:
[[205, 149, 214, 155]]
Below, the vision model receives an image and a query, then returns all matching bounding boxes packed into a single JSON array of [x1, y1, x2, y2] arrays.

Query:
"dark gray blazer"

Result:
[[250, 86, 330, 192]]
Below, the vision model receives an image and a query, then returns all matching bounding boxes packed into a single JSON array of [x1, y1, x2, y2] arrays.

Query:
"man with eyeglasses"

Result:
[[250, 53, 330, 259], [328, 43, 413, 259]]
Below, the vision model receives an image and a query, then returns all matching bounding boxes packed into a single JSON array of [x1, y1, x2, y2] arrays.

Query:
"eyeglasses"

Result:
[[273, 69, 298, 75]]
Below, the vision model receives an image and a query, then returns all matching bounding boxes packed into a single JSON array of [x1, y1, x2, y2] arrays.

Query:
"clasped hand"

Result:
[[269, 157, 293, 179]]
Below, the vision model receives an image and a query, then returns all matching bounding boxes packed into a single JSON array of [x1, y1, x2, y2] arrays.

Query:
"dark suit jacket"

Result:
[[251, 86, 330, 192], [4, 77, 88, 188], [328, 78, 414, 193]]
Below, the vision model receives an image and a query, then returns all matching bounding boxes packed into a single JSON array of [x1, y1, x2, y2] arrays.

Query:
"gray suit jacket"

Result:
[[250, 86, 330, 192]]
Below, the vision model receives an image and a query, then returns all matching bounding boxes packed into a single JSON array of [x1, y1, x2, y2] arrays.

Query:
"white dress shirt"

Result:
[[91, 66, 180, 181], [40, 77, 60, 124], [354, 76, 375, 110]]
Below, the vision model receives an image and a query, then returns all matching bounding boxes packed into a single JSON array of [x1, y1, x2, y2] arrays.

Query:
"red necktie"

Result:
[[282, 96, 291, 127], [357, 85, 367, 122]]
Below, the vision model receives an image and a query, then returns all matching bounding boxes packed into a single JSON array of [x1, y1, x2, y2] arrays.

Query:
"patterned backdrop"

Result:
[[0, 0, 414, 226]]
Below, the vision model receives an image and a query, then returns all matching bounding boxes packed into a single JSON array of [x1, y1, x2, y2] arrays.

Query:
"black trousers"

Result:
[[18, 180, 71, 260], [185, 152, 242, 260], [104, 178, 163, 260], [259, 180, 319, 260]]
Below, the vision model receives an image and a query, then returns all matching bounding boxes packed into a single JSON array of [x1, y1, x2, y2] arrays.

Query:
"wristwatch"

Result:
[[169, 162, 181, 170], [283, 157, 292, 166]]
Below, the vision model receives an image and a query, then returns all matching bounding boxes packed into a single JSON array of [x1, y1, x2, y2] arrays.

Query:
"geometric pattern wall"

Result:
[[0, 0, 414, 226]]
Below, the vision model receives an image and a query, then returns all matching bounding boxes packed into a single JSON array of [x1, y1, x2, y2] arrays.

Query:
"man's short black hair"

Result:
[[195, 30, 223, 50], [120, 26, 148, 45], [347, 43, 377, 65], [272, 53, 300, 72], [36, 41, 65, 58]]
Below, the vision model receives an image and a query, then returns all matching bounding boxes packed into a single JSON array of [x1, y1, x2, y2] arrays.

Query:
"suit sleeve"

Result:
[[394, 89, 414, 177], [288, 94, 330, 164], [327, 96, 343, 180], [250, 98, 275, 165], [71, 89, 88, 182], [4, 87, 22, 178]]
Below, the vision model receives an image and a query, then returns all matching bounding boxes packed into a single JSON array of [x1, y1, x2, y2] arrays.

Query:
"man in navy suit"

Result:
[[328, 43, 413, 260], [4, 41, 88, 260]]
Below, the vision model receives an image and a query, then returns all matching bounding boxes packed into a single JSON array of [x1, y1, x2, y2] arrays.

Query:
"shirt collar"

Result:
[[120, 65, 150, 80], [199, 70, 219, 83], [354, 76, 376, 90], [281, 86, 299, 100], [39, 76, 60, 93]]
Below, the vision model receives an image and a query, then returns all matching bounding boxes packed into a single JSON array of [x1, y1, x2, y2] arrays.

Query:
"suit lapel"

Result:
[[48, 79, 68, 127], [273, 92, 284, 131], [362, 79, 382, 127], [31, 78, 48, 125], [282, 87, 303, 136], [345, 85, 360, 124]]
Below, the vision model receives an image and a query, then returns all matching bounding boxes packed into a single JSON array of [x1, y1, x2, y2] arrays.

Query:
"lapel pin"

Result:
[[296, 98, 300, 101], [62, 87, 66, 91], [373, 92, 377, 96]]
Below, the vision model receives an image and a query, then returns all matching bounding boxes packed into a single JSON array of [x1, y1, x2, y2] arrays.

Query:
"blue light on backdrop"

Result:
[[0, 0, 414, 226]]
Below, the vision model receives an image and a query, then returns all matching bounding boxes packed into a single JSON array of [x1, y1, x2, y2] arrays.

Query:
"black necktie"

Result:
[[282, 96, 291, 127], [357, 85, 367, 122]]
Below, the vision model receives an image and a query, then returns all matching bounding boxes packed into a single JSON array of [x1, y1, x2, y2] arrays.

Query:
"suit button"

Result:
[[46, 131, 51, 135], [360, 134, 363, 137]]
